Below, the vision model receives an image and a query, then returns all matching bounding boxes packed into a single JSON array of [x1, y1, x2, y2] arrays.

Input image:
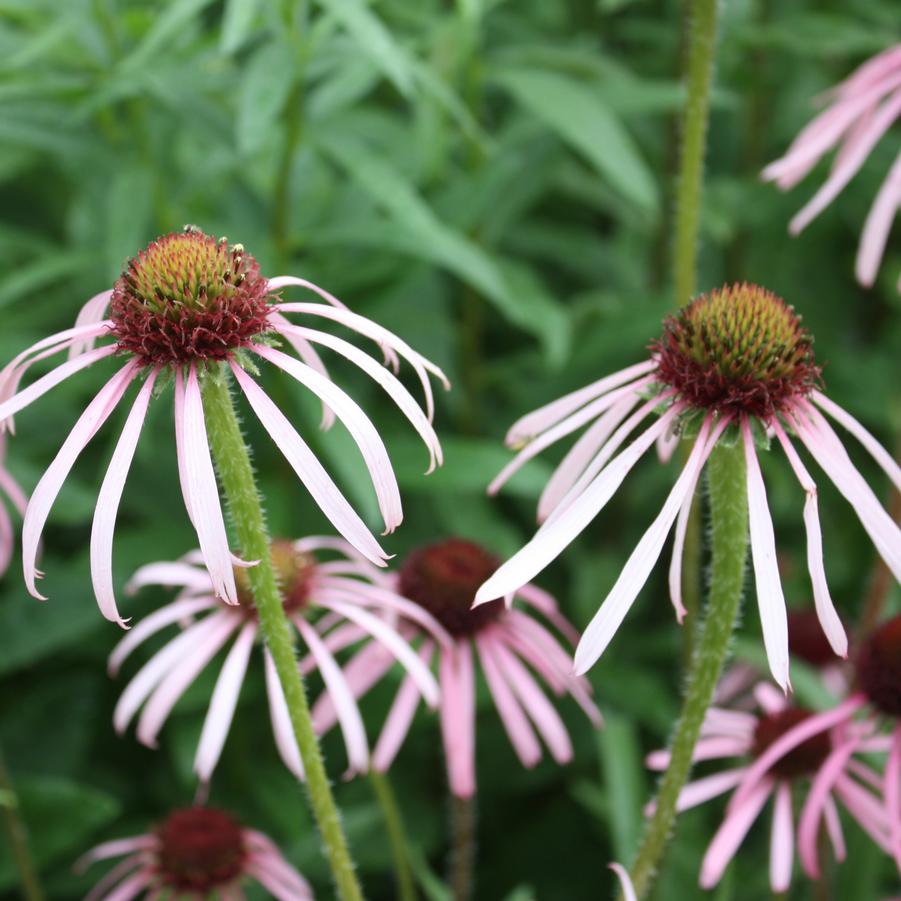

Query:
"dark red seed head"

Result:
[[856, 615, 901, 717], [398, 539, 504, 637], [110, 227, 274, 366], [788, 609, 842, 668], [653, 283, 820, 419], [751, 708, 832, 779], [154, 808, 246, 892], [235, 540, 314, 616]]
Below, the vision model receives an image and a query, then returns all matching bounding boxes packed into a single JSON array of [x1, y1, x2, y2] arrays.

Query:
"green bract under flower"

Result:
[[234, 540, 314, 616], [654, 282, 820, 419], [110, 226, 273, 366]]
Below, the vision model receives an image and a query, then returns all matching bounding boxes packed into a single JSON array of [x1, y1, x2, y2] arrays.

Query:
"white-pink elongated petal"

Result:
[[490, 378, 651, 496], [856, 149, 901, 285], [267, 311, 335, 429], [476, 632, 542, 767], [440, 642, 476, 798], [0, 502, 12, 575], [245, 831, 314, 900], [504, 360, 657, 446], [113, 612, 232, 733], [798, 737, 861, 878], [108, 597, 217, 676], [252, 345, 403, 534], [476, 406, 678, 606], [772, 420, 846, 657], [296, 617, 369, 775], [609, 864, 637, 901], [74, 836, 155, 870], [536, 394, 644, 521], [23, 362, 138, 599], [656, 422, 680, 463], [513, 583, 581, 647], [263, 651, 304, 779], [277, 323, 443, 472], [183, 366, 238, 604], [675, 769, 747, 813], [742, 418, 790, 691], [888, 725, 901, 873], [194, 621, 256, 781], [0, 459, 27, 518], [573, 415, 720, 674], [834, 46, 901, 97], [90, 868, 153, 901], [0, 344, 117, 427], [731, 695, 866, 812], [69, 291, 112, 358], [823, 796, 847, 863], [790, 91, 901, 234], [753, 682, 789, 715], [769, 782, 794, 892], [833, 774, 893, 852], [125, 561, 212, 596], [173, 370, 194, 526], [700, 779, 773, 889], [91, 370, 158, 626], [491, 638, 572, 762], [230, 362, 388, 564], [318, 598, 439, 706], [811, 390, 901, 492], [136, 613, 238, 747], [646, 736, 750, 771]]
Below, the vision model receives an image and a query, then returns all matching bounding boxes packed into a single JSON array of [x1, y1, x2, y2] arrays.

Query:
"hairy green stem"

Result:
[[0, 746, 43, 901], [369, 772, 417, 901], [201, 367, 363, 901], [624, 442, 748, 900], [448, 793, 476, 901]]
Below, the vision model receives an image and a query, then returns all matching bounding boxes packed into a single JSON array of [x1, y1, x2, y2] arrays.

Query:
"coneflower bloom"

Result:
[[646, 679, 896, 891], [76, 806, 312, 900], [0, 432, 27, 577], [110, 537, 447, 781], [313, 539, 601, 798], [0, 226, 446, 625], [477, 283, 901, 687], [763, 45, 901, 291]]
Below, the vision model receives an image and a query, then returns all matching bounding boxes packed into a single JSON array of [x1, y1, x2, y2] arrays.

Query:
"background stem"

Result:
[[624, 441, 748, 900], [201, 367, 363, 901], [448, 793, 476, 901], [0, 746, 43, 901], [370, 771, 418, 901]]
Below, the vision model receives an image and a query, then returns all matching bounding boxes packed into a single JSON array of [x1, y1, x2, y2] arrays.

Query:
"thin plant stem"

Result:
[[448, 793, 476, 901], [623, 441, 749, 900], [0, 745, 43, 901], [200, 366, 363, 901], [369, 771, 418, 901]]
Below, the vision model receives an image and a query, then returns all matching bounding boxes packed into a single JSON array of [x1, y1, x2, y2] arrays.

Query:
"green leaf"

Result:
[[597, 714, 645, 862], [316, 0, 414, 97], [493, 68, 658, 215], [0, 251, 95, 311], [121, 0, 218, 70], [237, 39, 298, 155], [220, 0, 263, 54]]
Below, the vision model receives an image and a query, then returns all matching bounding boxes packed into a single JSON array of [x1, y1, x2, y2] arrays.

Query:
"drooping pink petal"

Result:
[[823, 795, 847, 863], [475, 405, 680, 607], [125, 561, 213, 595], [68, 291, 113, 358], [439, 642, 476, 798], [742, 417, 790, 691], [573, 415, 722, 674], [82, 856, 147, 901], [833, 774, 893, 853], [74, 837, 156, 869], [673, 769, 748, 814], [230, 361, 389, 565], [0, 495, 13, 575], [771, 419, 847, 657], [646, 737, 751, 771], [295, 617, 369, 775], [22, 361, 138, 599], [609, 863, 637, 901], [769, 782, 794, 892], [182, 365, 238, 605], [856, 149, 901, 285], [263, 650, 304, 779], [700, 779, 774, 889], [512, 583, 580, 645], [245, 830, 314, 900], [887, 724, 901, 873], [92, 869, 155, 901], [251, 345, 403, 534], [173, 369, 195, 526], [91, 370, 158, 626], [753, 682, 789, 715]]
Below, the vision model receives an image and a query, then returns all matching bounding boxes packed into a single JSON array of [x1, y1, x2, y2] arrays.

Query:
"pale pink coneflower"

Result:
[[313, 539, 602, 798], [0, 227, 447, 625], [476, 283, 901, 688], [646, 677, 896, 891], [76, 806, 312, 900], [762, 44, 901, 291], [0, 432, 27, 577], [110, 537, 449, 782]]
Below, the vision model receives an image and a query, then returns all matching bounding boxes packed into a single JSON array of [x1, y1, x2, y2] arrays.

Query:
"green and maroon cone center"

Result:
[[751, 708, 831, 779], [398, 539, 504, 637], [235, 540, 313, 616], [110, 226, 274, 366], [856, 615, 901, 717], [154, 808, 246, 892], [653, 283, 820, 418]]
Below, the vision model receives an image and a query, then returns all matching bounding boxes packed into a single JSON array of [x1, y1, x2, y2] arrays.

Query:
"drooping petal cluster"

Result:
[[313, 539, 601, 798], [763, 44, 901, 291], [0, 228, 447, 625], [76, 806, 312, 900], [0, 432, 27, 577], [646, 678, 897, 891], [477, 283, 901, 687], [110, 537, 446, 781]]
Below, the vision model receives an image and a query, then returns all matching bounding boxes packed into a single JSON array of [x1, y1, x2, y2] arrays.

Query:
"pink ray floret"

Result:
[[0, 431, 27, 578]]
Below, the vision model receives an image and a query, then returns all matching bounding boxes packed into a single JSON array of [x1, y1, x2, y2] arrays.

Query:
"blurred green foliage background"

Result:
[[0, 0, 899, 898]]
